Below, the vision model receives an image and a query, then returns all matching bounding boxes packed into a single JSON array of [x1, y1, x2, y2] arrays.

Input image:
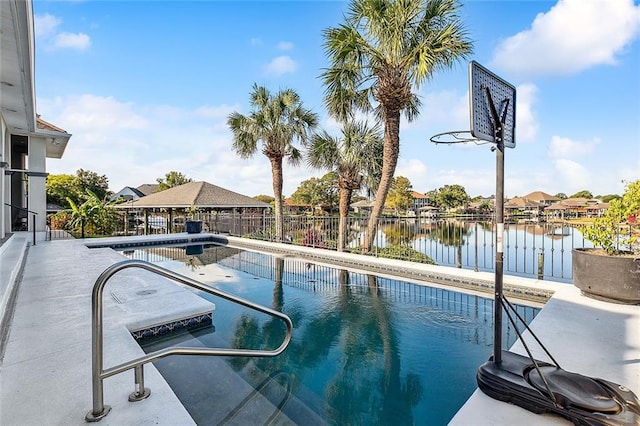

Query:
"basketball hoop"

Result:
[[429, 130, 488, 145]]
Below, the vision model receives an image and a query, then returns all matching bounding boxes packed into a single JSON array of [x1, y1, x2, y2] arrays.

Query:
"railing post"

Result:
[[474, 223, 479, 272], [32, 214, 36, 245], [537, 251, 544, 280], [129, 365, 151, 402], [86, 280, 110, 422]]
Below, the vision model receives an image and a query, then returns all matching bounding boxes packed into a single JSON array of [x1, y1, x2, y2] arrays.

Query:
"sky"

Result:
[[33, 0, 640, 199]]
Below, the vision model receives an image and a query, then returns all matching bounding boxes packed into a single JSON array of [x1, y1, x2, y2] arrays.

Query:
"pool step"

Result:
[[142, 331, 327, 425]]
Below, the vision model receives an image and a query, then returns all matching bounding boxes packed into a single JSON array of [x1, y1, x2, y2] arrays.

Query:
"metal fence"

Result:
[[49, 211, 629, 283], [233, 214, 596, 283]]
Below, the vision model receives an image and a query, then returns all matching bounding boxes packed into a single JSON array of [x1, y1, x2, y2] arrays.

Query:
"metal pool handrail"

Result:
[[85, 259, 294, 422]]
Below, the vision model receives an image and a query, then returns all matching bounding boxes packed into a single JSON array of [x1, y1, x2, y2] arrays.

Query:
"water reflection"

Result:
[[358, 219, 593, 281], [131, 246, 539, 425]]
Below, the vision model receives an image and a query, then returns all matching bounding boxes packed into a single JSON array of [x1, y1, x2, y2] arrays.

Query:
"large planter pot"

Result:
[[185, 220, 202, 234], [572, 248, 640, 304]]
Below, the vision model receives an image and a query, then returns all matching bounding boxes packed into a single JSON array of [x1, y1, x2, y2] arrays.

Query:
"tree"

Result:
[[386, 176, 414, 214], [66, 189, 119, 237], [46, 174, 78, 208], [425, 189, 439, 207], [554, 192, 568, 200], [76, 169, 110, 201], [291, 173, 339, 213], [228, 84, 318, 242], [306, 120, 384, 250], [46, 169, 111, 208], [253, 194, 275, 205], [596, 194, 621, 203], [321, 0, 472, 252], [434, 184, 470, 210], [570, 190, 593, 199], [156, 171, 192, 191]]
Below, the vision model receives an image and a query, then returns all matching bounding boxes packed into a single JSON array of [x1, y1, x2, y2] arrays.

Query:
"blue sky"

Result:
[[34, 0, 640, 199]]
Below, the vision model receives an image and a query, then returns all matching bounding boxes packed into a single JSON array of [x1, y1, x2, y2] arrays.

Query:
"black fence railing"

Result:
[[47, 211, 637, 283], [4, 203, 37, 245]]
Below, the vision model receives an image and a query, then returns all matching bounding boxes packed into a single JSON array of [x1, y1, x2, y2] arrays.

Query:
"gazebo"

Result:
[[116, 181, 270, 234]]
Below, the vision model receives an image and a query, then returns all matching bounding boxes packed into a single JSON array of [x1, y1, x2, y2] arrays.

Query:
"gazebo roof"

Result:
[[121, 181, 270, 209], [350, 199, 374, 208]]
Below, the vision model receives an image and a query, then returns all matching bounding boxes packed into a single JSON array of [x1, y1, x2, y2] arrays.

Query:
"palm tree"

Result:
[[307, 120, 383, 251], [228, 84, 318, 242], [321, 0, 473, 251]]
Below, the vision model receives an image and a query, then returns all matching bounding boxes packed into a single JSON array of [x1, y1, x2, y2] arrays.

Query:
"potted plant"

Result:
[[573, 180, 639, 304], [185, 205, 203, 234]]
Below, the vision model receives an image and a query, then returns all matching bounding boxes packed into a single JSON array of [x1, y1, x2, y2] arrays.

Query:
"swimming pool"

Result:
[[121, 244, 539, 425]]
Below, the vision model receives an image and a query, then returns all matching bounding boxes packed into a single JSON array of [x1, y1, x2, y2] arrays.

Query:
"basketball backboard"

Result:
[[469, 61, 516, 148]]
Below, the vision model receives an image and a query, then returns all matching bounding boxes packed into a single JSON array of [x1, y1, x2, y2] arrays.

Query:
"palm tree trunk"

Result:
[[337, 188, 353, 252], [270, 157, 285, 243], [364, 109, 401, 252]]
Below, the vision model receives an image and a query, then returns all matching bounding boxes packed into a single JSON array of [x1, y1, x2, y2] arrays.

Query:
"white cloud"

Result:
[[491, 0, 640, 78], [277, 41, 294, 51], [53, 32, 91, 51], [515, 83, 538, 143], [45, 95, 148, 134], [618, 158, 640, 184], [195, 104, 239, 119], [396, 158, 428, 186], [553, 159, 592, 193], [35, 14, 61, 39], [264, 55, 298, 76], [35, 13, 90, 51], [406, 89, 468, 133], [38, 93, 292, 196], [547, 135, 600, 158], [427, 168, 495, 197]]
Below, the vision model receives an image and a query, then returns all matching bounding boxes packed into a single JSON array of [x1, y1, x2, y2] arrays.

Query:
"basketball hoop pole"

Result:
[[485, 87, 507, 365]]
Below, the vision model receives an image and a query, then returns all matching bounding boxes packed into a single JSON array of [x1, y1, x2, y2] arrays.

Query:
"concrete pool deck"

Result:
[[0, 233, 638, 425]]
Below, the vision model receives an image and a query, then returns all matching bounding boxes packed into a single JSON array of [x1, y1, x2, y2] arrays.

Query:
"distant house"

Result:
[[350, 199, 374, 215], [410, 191, 430, 212], [136, 183, 159, 196], [418, 205, 439, 218], [545, 198, 608, 220], [505, 197, 544, 212], [110, 186, 146, 202], [284, 198, 311, 215], [467, 196, 494, 214], [520, 191, 560, 206]]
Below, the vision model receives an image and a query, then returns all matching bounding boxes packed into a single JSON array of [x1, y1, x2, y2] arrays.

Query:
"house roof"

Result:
[[136, 184, 159, 196], [410, 191, 429, 199], [284, 198, 310, 207], [521, 191, 560, 202], [122, 181, 270, 209], [351, 199, 374, 208], [504, 197, 543, 208], [548, 198, 609, 209], [110, 186, 146, 201]]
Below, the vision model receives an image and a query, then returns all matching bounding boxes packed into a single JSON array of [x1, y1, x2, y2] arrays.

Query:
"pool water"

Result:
[[122, 244, 539, 425]]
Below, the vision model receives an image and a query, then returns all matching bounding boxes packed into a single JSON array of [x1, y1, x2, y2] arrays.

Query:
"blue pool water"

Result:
[[121, 244, 539, 425]]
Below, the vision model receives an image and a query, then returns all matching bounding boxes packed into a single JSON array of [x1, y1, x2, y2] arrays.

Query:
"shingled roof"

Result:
[[123, 181, 270, 210]]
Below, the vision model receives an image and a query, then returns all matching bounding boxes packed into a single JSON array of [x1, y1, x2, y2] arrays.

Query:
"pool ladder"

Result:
[[85, 259, 294, 422]]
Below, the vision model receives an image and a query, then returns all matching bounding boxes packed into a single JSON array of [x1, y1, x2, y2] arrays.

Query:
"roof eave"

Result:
[[1, 0, 36, 135]]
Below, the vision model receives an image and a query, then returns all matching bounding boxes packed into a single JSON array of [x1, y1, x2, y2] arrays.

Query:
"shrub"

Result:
[[580, 180, 639, 255]]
